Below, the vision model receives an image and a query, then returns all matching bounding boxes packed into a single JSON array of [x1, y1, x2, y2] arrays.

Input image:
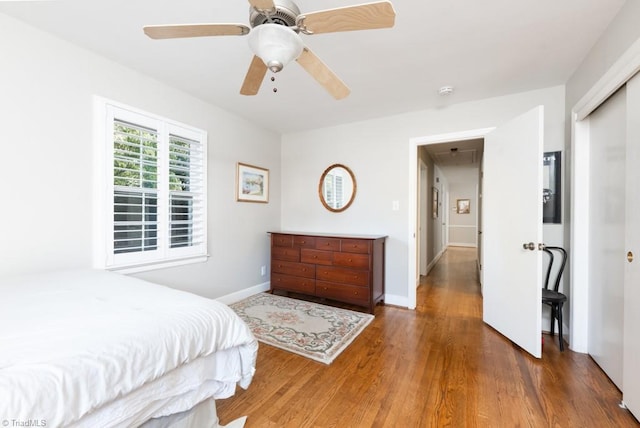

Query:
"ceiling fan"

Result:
[[143, 0, 396, 100]]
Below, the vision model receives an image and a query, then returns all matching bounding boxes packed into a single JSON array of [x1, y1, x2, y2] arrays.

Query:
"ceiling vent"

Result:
[[438, 86, 454, 96]]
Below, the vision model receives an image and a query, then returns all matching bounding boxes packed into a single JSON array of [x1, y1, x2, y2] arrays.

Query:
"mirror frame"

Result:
[[318, 163, 357, 213]]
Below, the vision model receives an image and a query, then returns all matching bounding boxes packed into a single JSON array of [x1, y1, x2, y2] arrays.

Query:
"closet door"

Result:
[[587, 86, 626, 389], [623, 72, 640, 417]]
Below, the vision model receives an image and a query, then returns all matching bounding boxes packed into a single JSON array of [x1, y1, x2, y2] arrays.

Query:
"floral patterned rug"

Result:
[[229, 293, 374, 364]]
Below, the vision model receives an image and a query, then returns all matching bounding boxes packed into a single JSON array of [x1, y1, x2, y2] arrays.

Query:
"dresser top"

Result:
[[268, 231, 387, 240]]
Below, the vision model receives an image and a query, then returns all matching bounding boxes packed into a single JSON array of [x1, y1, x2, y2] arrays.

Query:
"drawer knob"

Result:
[[348, 258, 352, 262], [314, 255, 318, 259]]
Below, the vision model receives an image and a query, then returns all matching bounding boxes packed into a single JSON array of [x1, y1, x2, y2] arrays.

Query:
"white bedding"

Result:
[[0, 269, 258, 427]]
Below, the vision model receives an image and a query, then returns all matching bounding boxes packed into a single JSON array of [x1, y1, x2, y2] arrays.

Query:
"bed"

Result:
[[0, 269, 258, 427]]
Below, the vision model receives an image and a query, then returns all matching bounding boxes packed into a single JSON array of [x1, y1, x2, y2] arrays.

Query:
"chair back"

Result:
[[543, 248, 554, 290], [543, 246, 567, 292]]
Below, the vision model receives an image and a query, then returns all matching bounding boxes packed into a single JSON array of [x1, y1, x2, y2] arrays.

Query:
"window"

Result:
[[95, 98, 207, 272], [323, 172, 344, 209]]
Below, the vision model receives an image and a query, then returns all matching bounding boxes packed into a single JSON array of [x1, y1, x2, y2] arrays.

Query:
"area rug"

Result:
[[229, 293, 374, 365]]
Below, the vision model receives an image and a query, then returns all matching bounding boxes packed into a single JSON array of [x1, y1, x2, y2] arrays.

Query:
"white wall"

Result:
[[281, 85, 565, 306], [417, 146, 447, 269], [564, 0, 640, 351], [566, 1, 640, 113], [442, 167, 478, 247], [0, 13, 280, 299], [432, 164, 446, 259]]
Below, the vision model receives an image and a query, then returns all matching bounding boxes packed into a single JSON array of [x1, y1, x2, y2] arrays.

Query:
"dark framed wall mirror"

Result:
[[543, 151, 561, 223], [318, 164, 357, 212]]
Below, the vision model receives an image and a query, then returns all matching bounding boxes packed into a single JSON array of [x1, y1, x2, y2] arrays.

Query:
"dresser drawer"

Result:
[[315, 237, 341, 251], [340, 239, 372, 254], [272, 246, 300, 262], [301, 249, 333, 266], [272, 260, 315, 279], [316, 281, 369, 305], [271, 273, 315, 294], [316, 266, 369, 286], [269, 232, 386, 314], [293, 235, 316, 248], [272, 234, 293, 247], [333, 252, 370, 269]]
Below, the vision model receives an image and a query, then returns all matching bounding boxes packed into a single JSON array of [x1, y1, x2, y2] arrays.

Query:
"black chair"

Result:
[[542, 246, 568, 351]]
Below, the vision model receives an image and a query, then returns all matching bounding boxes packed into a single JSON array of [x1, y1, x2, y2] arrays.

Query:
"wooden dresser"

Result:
[[269, 232, 386, 313]]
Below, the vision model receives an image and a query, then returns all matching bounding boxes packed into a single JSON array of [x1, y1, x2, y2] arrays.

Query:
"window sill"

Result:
[[107, 254, 209, 274]]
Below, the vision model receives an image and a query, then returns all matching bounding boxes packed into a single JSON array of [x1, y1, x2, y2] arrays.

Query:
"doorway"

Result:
[[416, 139, 484, 283], [409, 106, 546, 358], [408, 127, 493, 310]]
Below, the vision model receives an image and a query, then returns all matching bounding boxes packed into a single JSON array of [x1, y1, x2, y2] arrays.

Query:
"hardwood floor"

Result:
[[217, 247, 639, 427]]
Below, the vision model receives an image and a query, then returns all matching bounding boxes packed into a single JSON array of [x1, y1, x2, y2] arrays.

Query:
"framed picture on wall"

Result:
[[457, 199, 470, 214], [432, 187, 438, 218], [236, 162, 269, 203], [543, 151, 561, 223]]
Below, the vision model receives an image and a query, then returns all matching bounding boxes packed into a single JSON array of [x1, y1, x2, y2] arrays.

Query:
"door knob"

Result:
[[628, 251, 634, 263], [523, 242, 536, 251]]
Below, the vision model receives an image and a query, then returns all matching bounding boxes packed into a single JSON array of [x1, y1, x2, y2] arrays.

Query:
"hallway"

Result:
[[218, 247, 639, 426]]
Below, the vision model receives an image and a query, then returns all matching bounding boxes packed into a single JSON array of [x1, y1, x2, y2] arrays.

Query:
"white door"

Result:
[[443, 190, 448, 248], [587, 85, 626, 388], [623, 72, 640, 418], [476, 167, 483, 280], [419, 160, 428, 277], [478, 157, 484, 286], [482, 106, 544, 358]]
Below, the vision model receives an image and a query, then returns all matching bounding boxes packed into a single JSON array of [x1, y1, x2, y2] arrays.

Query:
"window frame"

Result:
[[323, 171, 345, 209], [93, 97, 208, 273]]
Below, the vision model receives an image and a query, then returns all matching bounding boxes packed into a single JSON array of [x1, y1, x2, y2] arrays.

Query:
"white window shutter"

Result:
[[97, 99, 207, 272]]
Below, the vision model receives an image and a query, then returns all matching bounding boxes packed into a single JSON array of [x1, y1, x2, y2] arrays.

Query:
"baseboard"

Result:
[[383, 293, 410, 309], [216, 281, 270, 305], [448, 243, 477, 248], [541, 322, 572, 350], [217, 284, 414, 312], [427, 248, 446, 274]]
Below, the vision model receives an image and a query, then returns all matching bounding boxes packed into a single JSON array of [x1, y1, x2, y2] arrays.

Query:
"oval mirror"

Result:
[[318, 164, 357, 212]]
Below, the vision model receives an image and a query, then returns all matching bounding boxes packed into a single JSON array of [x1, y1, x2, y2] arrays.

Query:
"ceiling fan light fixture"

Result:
[[247, 23, 303, 73]]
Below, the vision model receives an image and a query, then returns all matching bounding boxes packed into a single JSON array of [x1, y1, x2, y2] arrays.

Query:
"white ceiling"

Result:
[[0, 0, 626, 134], [424, 138, 484, 168]]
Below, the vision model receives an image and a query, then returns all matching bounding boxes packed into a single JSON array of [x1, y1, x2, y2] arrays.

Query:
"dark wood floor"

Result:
[[217, 247, 639, 427]]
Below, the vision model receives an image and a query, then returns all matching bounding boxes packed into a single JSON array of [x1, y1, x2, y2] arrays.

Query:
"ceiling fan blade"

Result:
[[296, 47, 350, 100], [299, 1, 396, 35], [240, 56, 268, 96], [248, 0, 275, 11], [143, 23, 250, 39]]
